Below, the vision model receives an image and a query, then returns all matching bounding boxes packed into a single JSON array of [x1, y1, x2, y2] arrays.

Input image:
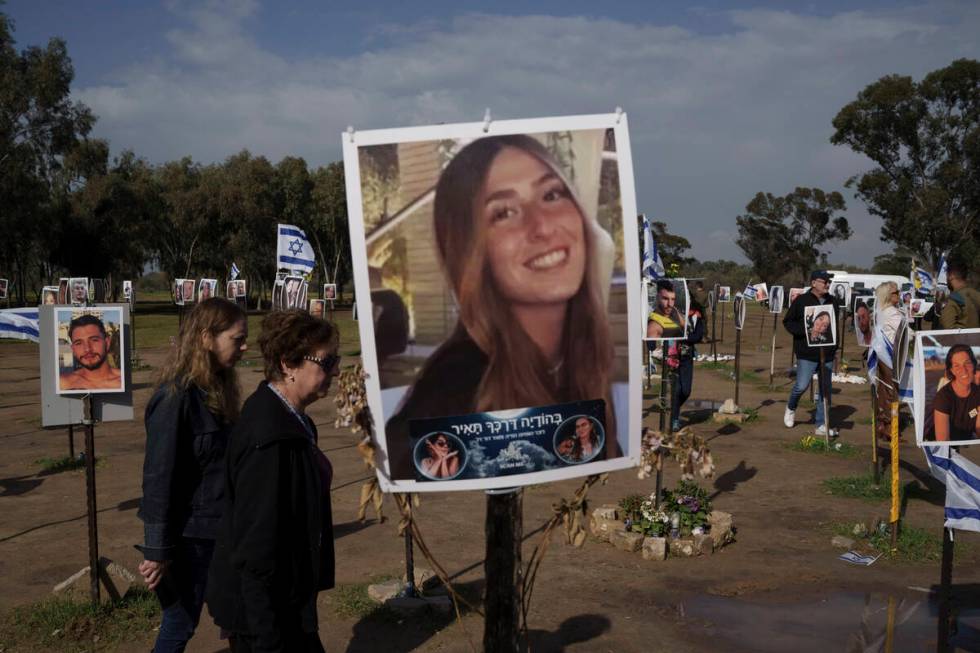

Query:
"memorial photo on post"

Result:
[[915, 329, 980, 446], [181, 279, 196, 304], [344, 114, 640, 491], [853, 297, 875, 348], [324, 283, 337, 301], [309, 298, 325, 319], [645, 278, 688, 341], [284, 275, 303, 309], [41, 286, 58, 305], [58, 278, 69, 304], [804, 304, 836, 347], [54, 307, 125, 394], [717, 286, 731, 302], [69, 277, 88, 305], [789, 287, 806, 305], [830, 281, 849, 307], [769, 285, 784, 313], [198, 278, 217, 302], [733, 292, 746, 330]]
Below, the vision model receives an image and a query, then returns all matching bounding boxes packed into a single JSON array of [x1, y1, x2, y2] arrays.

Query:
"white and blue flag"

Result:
[[0, 307, 39, 343], [230, 262, 240, 281], [641, 214, 665, 282], [925, 446, 980, 533], [911, 266, 934, 293], [936, 251, 949, 287], [277, 224, 315, 276]]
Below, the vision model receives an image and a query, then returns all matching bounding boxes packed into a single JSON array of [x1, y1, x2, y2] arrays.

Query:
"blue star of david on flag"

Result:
[[277, 224, 315, 275]]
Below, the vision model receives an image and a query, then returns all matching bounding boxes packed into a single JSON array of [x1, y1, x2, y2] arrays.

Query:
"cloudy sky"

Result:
[[6, 0, 979, 264]]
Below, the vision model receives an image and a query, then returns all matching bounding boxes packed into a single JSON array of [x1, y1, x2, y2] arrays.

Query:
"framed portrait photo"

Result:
[[58, 278, 69, 304], [198, 279, 217, 302], [54, 306, 126, 395], [69, 277, 89, 306], [733, 293, 746, 330], [769, 285, 784, 314], [309, 298, 326, 319], [645, 278, 689, 341], [830, 281, 850, 308], [853, 297, 875, 348], [41, 285, 59, 306], [788, 287, 806, 305], [914, 329, 980, 447], [804, 304, 837, 347], [181, 279, 196, 304], [717, 286, 731, 303], [343, 112, 642, 492], [324, 283, 337, 301]]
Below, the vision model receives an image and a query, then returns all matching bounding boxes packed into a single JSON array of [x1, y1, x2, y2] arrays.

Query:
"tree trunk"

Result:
[[484, 491, 523, 653]]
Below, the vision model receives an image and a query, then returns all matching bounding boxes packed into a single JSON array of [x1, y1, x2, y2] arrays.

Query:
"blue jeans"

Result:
[[152, 537, 214, 653], [787, 357, 834, 426]]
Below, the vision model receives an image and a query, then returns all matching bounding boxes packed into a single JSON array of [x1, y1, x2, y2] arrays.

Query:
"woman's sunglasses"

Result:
[[303, 354, 341, 371]]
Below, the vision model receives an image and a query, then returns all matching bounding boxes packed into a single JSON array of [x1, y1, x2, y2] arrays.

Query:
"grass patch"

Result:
[[855, 416, 874, 426], [787, 436, 859, 458], [329, 575, 398, 620], [823, 474, 894, 501], [830, 522, 947, 563], [699, 360, 760, 382], [0, 588, 159, 651], [34, 455, 99, 474]]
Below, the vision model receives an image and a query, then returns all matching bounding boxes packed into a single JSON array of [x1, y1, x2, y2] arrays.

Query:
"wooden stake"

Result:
[[936, 527, 954, 652], [403, 500, 417, 598], [768, 314, 777, 388], [720, 308, 726, 344], [67, 424, 75, 459], [711, 305, 717, 362], [484, 490, 522, 653], [734, 326, 742, 407], [659, 345, 668, 432], [889, 401, 900, 548], [83, 396, 100, 605], [870, 384, 880, 485]]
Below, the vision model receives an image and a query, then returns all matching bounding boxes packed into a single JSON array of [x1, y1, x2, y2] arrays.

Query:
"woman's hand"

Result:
[[138, 559, 169, 590]]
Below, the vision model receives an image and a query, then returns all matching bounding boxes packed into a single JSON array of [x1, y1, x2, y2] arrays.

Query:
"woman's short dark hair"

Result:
[[945, 344, 978, 380], [258, 310, 338, 381]]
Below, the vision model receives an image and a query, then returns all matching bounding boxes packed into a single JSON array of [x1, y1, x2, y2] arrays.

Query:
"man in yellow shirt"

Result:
[[647, 280, 685, 339]]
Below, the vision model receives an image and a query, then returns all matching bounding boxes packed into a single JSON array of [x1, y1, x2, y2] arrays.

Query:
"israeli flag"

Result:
[[936, 252, 949, 287], [742, 283, 758, 300], [641, 215, 665, 282], [277, 224, 315, 276], [925, 446, 980, 533], [0, 307, 39, 342], [911, 266, 934, 293], [230, 262, 240, 281]]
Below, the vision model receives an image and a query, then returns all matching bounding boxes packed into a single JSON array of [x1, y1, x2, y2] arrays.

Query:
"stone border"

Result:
[[589, 505, 735, 560]]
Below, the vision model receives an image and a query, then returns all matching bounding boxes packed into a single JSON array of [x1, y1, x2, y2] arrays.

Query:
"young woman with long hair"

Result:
[[385, 134, 617, 479], [138, 297, 247, 653]]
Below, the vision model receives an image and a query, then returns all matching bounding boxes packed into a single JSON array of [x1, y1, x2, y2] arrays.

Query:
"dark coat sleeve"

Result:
[[783, 295, 806, 338], [138, 385, 185, 562], [686, 312, 705, 345]]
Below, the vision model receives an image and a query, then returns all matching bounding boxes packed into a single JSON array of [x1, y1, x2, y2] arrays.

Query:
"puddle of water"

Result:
[[681, 591, 980, 653]]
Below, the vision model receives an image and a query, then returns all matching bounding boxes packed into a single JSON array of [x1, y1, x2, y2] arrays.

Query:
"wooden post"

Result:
[[83, 396, 100, 605], [837, 309, 846, 373], [768, 314, 777, 388], [711, 305, 717, 362], [889, 401, 900, 548], [936, 527, 954, 653], [870, 384, 880, 485], [67, 425, 75, 459], [666, 356, 675, 434], [720, 308, 726, 344], [484, 490, 522, 653], [818, 348, 831, 446], [734, 326, 742, 407], [885, 595, 897, 653], [658, 346, 668, 432], [403, 500, 417, 598]]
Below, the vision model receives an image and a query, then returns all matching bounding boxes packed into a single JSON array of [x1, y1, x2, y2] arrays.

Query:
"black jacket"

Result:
[[206, 382, 334, 651], [138, 381, 230, 560], [782, 290, 841, 362]]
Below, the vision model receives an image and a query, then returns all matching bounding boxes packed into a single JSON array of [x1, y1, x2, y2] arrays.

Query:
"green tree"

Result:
[[735, 187, 850, 285], [0, 10, 96, 302], [310, 162, 351, 295], [831, 59, 980, 272]]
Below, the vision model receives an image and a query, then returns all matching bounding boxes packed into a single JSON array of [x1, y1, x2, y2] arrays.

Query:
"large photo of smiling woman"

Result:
[[348, 122, 634, 486]]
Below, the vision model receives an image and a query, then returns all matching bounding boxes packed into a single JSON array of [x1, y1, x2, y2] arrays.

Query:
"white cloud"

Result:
[[75, 2, 980, 266]]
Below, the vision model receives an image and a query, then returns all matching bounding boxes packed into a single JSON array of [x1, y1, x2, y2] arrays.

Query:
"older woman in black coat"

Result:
[[207, 311, 340, 653]]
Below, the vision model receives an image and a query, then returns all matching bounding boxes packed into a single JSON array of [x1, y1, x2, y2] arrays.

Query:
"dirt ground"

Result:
[[1, 305, 978, 652]]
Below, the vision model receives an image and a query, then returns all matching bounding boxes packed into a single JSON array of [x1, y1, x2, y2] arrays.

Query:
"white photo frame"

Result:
[[914, 329, 980, 447], [343, 112, 641, 493], [804, 304, 836, 347], [54, 306, 126, 395]]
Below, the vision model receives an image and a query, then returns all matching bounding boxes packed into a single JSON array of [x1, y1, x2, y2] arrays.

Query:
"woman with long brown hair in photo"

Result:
[[385, 134, 617, 479], [138, 297, 248, 652]]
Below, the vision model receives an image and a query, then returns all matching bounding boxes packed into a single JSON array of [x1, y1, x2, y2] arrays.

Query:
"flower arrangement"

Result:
[[621, 480, 712, 538]]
